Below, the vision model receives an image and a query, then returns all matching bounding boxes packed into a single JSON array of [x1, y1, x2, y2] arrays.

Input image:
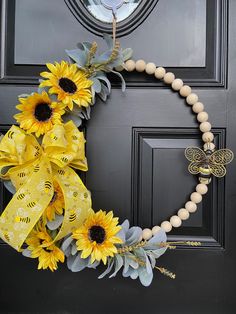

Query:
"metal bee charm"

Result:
[[185, 144, 234, 184]]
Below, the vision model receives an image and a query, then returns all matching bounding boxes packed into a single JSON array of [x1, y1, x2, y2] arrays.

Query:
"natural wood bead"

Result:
[[192, 102, 204, 113], [185, 201, 197, 213], [178, 208, 190, 220], [200, 122, 211, 133], [186, 93, 199, 105], [135, 60, 146, 72], [154, 67, 166, 79], [164, 72, 175, 84], [152, 225, 161, 235], [145, 62, 156, 75], [142, 228, 153, 240], [197, 111, 209, 122], [172, 79, 183, 91], [179, 85, 192, 97], [170, 215, 182, 228], [204, 142, 215, 151], [202, 131, 214, 143], [196, 183, 208, 195], [190, 192, 202, 204], [125, 60, 136, 72], [161, 221, 172, 233]]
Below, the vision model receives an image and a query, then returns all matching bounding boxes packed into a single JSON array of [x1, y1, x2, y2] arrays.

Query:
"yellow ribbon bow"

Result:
[[0, 121, 91, 251]]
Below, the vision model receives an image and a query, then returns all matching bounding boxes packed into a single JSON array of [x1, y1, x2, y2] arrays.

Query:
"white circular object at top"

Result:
[[101, 0, 125, 11]]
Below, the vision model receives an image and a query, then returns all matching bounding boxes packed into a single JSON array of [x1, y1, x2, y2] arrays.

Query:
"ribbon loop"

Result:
[[0, 121, 91, 251]]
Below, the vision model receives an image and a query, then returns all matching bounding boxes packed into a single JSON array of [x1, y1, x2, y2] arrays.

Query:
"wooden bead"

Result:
[[154, 67, 166, 79], [179, 85, 192, 97], [190, 192, 202, 204], [152, 225, 161, 235], [170, 215, 182, 228], [196, 183, 208, 195], [142, 228, 152, 240], [125, 60, 136, 72], [161, 221, 172, 233], [145, 62, 156, 75], [178, 208, 190, 220], [185, 201, 197, 213], [197, 111, 209, 122], [192, 102, 204, 113], [172, 79, 183, 91], [186, 93, 199, 105], [200, 122, 211, 133], [135, 60, 146, 72], [202, 132, 214, 143], [164, 72, 175, 84], [203, 142, 215, 151]]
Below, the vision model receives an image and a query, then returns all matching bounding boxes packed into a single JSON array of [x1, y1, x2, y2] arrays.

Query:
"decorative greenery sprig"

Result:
[[61, 219, 201, 287]]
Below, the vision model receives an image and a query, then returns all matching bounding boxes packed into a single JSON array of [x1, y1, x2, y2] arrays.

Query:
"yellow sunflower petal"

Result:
[[73, 209, 122, 265]]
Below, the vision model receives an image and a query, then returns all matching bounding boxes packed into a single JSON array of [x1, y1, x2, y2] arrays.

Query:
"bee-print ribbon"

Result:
[[0, 121, 91, 251]]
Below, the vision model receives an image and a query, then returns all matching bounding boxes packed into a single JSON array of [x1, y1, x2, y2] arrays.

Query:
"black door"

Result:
[[0, 0, 236, 313]]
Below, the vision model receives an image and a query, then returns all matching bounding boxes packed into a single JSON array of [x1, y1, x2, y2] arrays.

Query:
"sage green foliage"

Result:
[[61, 219, 168, 287], [66, 34, 133, 104]]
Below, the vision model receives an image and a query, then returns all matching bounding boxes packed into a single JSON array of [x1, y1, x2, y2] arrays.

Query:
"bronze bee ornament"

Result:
[[185, 145, 234, 184]]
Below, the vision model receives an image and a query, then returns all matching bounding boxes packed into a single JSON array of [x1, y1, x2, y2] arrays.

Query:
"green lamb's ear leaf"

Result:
[[18, 93, 30, 98], [103, 33, 114, 50], [67, 255, 76, 270], [61, 236, 73, 253], [109, 255, 124, 278], [22, 249, 32, 258], [95, 75, 111, 93], [122, 48, 133, 61], [91, 78, 102, 93], [98, 82, 110, 101], [138, 266, 153, 287], [37, 86, 48, 94], [46, 214, 63, 230], [87, 260, 100, 269], [146, 252, 156, 268], [3, 180, 16, 194], [79, 106, 91, 120], [150, 247, 167, 259], [92, 51, 113, 64], [66, 49, 87, 67], [71, 254, 89, 272], [110, 70, 126, 92], [80, 42, 93, 51], [130, 269, 139, 280], [123, 226, 142, 246], [62, 112, 83, 127], [108, 56, 124, 68], [98, 258, 114, 279], [71, 243, 78, 256], [144, 229, 167, 250]]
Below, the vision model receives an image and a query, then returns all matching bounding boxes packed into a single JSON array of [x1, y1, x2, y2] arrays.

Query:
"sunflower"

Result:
[[44, 180, 64, 221], [26, 224, 64, 271], [72, 210, 123, 265], [40, 61, 93, 110], [14, 91, 65, 137]]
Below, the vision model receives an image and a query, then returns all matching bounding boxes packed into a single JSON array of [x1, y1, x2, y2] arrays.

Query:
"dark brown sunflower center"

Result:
[[34, 102, 52, 122], [59, 77, 77, 94], [89, 225, 106, 244]]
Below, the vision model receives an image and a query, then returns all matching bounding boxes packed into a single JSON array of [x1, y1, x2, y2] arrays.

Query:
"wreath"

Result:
[[0, 35, 233, 287]]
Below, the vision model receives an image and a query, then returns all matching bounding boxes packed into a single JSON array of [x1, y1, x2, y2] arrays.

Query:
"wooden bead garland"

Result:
[[124, 60, 216, 239]]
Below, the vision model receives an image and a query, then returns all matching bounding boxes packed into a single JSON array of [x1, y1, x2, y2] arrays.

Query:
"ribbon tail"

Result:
[[53, 166, 92, 242], [0, 158, 54, 251]]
